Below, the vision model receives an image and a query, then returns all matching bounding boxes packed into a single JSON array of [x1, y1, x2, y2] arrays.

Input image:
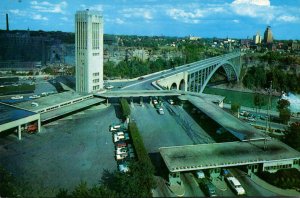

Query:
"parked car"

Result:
[[226, 176, 246, 195], [116, 147, 127, 155], [116, 153, 128, 161], [118, 163, 129, 173], [115, 141, 127, 149], [201, 180, 217, 197], [195, 170, 205, 179]]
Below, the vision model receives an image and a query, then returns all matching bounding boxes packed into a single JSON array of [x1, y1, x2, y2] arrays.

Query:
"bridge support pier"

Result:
[[18, 125, 21, 140], [140, 97, 143, 106]]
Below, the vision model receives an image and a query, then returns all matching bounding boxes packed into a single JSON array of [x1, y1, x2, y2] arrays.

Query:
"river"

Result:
[[203, 87, 280, 111]]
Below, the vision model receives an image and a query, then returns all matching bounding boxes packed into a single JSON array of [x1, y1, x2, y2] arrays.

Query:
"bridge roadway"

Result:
[[96, 89, 181, 98], [118, 52, 241, 91]]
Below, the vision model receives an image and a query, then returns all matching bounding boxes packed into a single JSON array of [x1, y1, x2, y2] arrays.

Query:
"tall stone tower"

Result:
[[264, 26, 273, 44], [75, 10, 103, 93]]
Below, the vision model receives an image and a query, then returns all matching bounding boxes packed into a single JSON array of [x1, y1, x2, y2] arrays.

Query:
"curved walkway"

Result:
[[250, 173, 300, 196]]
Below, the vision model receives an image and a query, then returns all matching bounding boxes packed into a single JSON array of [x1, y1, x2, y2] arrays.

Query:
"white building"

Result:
[[75, 10, 103, 93], [253, 32, 262, 44]]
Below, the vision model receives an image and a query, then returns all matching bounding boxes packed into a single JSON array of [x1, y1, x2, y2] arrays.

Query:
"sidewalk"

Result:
[[250, 173, 300, 196]]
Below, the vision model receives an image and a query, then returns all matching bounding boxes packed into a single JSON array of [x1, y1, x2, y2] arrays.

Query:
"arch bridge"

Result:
[[156, 52, 242, 93]]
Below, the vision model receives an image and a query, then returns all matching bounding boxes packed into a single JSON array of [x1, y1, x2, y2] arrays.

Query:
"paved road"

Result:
[[130, 102, 194, 153], [229, 168, 278, 196], [181, 172, 204, 197]]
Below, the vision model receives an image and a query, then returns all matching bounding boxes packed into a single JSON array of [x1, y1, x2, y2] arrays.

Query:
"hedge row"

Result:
[[119, 98, 131, 119], [129, 122, 152, 165]]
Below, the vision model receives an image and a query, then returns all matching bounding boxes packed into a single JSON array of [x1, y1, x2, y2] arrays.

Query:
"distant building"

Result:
[[253, 32, 262, 44], [291, 41, 300, 51], [188, 35, 201, 41], [264, 26, 273, 44], [75, 10, 103, 93]]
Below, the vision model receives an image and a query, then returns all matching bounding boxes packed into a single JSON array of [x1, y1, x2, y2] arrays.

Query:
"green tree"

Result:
[[253, 93, 267, 113], [277, 99, 290, 110], [120, 98, 130, 119], [42, 67, 55, 75], [279, 108, 291, 124], [277, 99, 291, 124], [284, 122, 300, 151], [231, 103, 241, 115]]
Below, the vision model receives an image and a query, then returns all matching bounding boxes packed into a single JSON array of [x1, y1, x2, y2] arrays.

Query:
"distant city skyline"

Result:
[[1, 0, 300, 39]]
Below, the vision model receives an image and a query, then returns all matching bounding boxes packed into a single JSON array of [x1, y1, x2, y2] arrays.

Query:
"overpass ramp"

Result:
[[184, 95, 267, 141]]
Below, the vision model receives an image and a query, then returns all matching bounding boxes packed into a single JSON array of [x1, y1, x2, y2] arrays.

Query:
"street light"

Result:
[[264, 80, 272, 150]]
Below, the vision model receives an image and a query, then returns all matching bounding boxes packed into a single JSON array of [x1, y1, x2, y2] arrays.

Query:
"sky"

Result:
[[1, 0, 300, 39]]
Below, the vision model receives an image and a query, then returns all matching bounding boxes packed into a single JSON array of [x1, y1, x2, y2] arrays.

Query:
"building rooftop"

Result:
[[159, 139, 300, 172], [178, 92, 225, 104], [0, 102, 36, 125], [186, 95, 266, 141], [41, 98, 104, 122], [14, 91, 92, 112]]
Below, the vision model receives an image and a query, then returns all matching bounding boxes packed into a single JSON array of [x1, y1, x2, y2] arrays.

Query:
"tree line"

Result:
[[243, 66, 300, 93], [104, 42, 225, 79]]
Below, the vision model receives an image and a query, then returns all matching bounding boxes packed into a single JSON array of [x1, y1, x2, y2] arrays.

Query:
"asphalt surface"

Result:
[[130, 101, 214, 153], [0, 105, 118, 197]]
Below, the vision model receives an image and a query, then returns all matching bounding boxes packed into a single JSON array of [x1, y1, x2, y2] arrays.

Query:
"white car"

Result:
[[158, 107, 164, 115], [109, 124, 121, 132], [114, 134, 125, 143], [168, 99, 174, 105], [118, 163, 129, 173], [226, 176, 246, 195], [116, 153, 128, 161], [105, 85, 114, 89], [29, 95, 41, 99], [116, 147, 127, 155], [11, 95, 23, 100]]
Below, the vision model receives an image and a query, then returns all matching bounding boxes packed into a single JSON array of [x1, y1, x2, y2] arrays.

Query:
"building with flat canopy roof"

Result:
[[0, 103, 40, 140], [160, 139, 300, 175]]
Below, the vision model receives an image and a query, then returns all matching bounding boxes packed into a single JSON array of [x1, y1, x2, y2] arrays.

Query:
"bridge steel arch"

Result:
[[155, 52, 242, 93], [187, 57, 241, 93], [199, 60, 239, 93]]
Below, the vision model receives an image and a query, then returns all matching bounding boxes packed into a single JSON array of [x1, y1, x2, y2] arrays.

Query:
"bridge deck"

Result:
[[186, 95, 266, 141], [96, 90, 182, 98], [159, 139, 300, 172]]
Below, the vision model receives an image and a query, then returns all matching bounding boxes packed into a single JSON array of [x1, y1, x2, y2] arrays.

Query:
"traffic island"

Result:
[[211, 178, 228, 191]]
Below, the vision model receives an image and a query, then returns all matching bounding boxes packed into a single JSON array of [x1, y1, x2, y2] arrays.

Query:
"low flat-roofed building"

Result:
[[159, 139, 300, 174], [15, 91, 104, 122], [0, 102, 40, 140]]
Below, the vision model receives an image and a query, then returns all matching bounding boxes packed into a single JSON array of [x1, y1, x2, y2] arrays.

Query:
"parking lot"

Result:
[[0, 105, 118, 197]]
